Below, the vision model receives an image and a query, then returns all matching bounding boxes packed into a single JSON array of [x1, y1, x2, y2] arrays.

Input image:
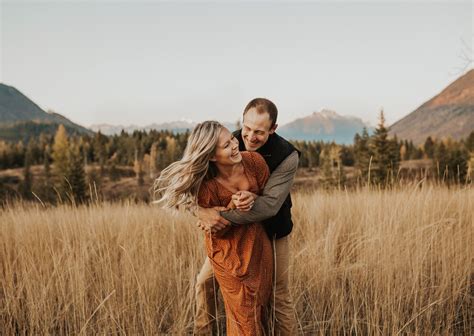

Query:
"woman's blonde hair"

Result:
[[152, 121, 223, 210]]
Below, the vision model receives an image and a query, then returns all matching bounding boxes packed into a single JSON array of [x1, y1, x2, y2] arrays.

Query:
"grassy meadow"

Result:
[[0, 185, 472, 335]]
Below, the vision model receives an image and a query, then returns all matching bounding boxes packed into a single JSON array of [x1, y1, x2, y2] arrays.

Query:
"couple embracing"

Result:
[[155, 98, 300, 335]]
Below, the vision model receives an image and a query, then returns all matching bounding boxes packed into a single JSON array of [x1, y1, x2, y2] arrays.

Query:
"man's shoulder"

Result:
[[271, 132, 291, 146], [269, 133, 297, 152], [272, 133, 301, 156]]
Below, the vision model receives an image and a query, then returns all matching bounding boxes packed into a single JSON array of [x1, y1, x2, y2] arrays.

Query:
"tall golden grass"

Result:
[[0, 185, 472, 335]]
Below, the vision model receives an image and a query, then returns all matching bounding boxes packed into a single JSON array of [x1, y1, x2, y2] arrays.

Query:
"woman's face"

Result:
[[211, 127, 242, 165]]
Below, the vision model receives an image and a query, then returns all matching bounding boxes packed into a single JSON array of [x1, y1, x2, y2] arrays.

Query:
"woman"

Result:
[[154, 121, 272, 335]]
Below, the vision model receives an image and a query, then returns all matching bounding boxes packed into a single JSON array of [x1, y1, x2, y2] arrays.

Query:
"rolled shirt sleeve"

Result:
[[221, 150, 299, 224]]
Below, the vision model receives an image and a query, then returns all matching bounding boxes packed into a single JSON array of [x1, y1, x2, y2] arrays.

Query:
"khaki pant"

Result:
[[194, 236, 297, 335]]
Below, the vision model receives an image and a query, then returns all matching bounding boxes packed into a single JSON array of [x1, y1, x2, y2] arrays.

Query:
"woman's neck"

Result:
[[216, 162, 244, 180]]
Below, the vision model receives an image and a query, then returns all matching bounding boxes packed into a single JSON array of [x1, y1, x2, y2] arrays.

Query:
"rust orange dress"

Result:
[[198, 151, 273, 335]]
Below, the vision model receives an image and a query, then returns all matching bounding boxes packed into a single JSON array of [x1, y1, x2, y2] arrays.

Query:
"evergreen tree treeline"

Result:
[[1, 121, 473, 202]]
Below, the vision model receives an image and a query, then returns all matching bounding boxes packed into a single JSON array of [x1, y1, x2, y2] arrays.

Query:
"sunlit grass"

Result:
[[0, 185, 472, 334]]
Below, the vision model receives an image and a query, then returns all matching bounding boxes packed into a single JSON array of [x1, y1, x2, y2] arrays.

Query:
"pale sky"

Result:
[[1, 0, 472, 128]]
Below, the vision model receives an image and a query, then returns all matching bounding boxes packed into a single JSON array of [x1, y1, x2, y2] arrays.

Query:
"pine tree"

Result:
[[65, 143, 87, 204], [0, 141, 7, 170], [14, 142, 25, 168], [340, 145, 355, 167], [52, 125, 70, 180], [424, 136, 435, 159], [434, 142, 449, 180], [41, 144, 55, 203], [449, 145, 469, 183], [87, 166, 102, 191], [165, 136, 177, 164], [134, 148, 144, 186], [320, 148, 334, 189], [336, 161, 347, 188], [43, 145, 51, 184], [399, 143, 407, 161], [354, 127, 371, 182], [20, 145, 33, 199], [465, 131, 474, 152], [94, 131, 108, 176], [108, 153, 120, 182], [304, 142, 312, 168], [387, 135, 400, 183], [370, 109, 391, 185], [149, 142, 159, 179]]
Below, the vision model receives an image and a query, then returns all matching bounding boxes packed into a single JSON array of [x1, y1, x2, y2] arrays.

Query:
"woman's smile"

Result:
[[231, 151, 241, 160]]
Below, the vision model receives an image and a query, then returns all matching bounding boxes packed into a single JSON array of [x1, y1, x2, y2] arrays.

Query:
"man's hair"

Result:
[[243, 98, 278, 128]]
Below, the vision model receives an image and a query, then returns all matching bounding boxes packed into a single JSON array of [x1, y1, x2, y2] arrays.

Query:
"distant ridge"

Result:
[[91, 111, 370, 144], [277, 109, 371, 144], [90, 121, 238, 136], [389, 69, 474, 144], [0, 83, 93, 141]]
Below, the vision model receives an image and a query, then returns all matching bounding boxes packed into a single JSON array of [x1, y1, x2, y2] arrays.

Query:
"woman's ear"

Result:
[[209, 155, 217, 162]]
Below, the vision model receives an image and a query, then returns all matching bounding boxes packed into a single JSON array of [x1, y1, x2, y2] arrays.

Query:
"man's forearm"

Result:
[[221, 151, 299, 224]]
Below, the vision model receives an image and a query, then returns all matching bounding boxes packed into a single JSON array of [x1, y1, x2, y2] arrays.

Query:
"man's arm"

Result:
[[221, 150, 299, 224]]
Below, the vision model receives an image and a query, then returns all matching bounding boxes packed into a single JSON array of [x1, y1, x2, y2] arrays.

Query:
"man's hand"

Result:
[[231, 191, 257, 212], [196, 206, 231, 233], [196, 220, 209, 233], [197, 220, 231, 237]]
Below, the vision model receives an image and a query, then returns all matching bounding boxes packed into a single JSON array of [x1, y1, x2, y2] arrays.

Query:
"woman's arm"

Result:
[[221, 151, 299, 224]]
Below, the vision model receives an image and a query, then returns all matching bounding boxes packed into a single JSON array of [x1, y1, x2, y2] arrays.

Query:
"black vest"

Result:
[[234, 130, 299, 239]]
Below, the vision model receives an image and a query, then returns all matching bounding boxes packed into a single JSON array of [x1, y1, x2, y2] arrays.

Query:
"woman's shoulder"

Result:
[[241, 151, 266, 168], [241, 151, 269, 191], [241, 151, 268, 180], [198, 178, 215, 195], [240, 151, 251, 162], [197, 178, 217, 206]]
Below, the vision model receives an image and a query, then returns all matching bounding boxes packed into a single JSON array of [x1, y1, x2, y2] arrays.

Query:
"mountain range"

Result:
[[389, 69, 474, 144], [90, 112, 370, 144], [89, 121, 238, 136], [0, 84, 91, 134], [1, 69, 473, 144], [277, 110, 370, 144]]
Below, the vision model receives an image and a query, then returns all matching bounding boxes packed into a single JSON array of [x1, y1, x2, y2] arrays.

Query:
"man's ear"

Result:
[[269, 123, 278, 134]]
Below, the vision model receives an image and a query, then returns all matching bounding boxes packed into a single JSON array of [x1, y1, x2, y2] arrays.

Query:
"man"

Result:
[[194, 98, 300, 335]]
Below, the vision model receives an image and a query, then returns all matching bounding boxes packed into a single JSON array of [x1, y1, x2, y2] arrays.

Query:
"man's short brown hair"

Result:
[[243, 98, 278, 128]]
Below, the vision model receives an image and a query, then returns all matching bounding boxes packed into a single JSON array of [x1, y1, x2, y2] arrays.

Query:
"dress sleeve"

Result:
[[221, 151, 299, 224], [250, 152, 270, 192], [197, 180, 212, 208]]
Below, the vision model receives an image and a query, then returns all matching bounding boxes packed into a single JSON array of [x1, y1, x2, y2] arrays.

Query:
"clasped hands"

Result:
[[196, 190, 257, 234]]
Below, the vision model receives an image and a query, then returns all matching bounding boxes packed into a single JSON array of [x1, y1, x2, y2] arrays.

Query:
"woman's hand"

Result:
[[231, 191, 257, 211]]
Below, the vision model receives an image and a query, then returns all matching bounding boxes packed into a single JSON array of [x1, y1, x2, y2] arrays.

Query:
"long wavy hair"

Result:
[[152, 121, 223, 210]]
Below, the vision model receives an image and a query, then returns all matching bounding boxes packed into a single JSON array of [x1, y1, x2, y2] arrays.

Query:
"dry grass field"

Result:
[[0, 185, 472, 335]]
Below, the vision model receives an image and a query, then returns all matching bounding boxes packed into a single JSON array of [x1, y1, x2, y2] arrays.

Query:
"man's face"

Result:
[[241, 107, 277, 151]]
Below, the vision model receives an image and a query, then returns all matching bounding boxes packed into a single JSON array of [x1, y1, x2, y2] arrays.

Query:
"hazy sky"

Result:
[[1, 1, 472, 128]]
